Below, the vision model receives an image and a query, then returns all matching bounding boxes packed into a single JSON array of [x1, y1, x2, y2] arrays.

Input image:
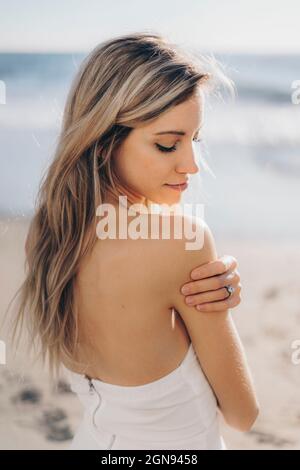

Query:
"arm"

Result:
[[168, 217, 259, 432]]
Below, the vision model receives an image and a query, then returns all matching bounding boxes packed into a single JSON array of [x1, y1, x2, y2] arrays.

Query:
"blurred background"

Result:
[[0, 0, 299, 449]]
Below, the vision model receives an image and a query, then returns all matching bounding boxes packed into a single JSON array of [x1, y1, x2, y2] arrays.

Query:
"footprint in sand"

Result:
[[52, 379, 73, 395], [39, 407, 73, 442], [8, 380, 73, 442], [11, 385, 42, 404], [263, 286, 280, 300], [249, 429, 293, 447]]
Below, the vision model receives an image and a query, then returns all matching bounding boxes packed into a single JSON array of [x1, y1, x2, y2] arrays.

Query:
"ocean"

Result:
[[0, 52, 299, 240]]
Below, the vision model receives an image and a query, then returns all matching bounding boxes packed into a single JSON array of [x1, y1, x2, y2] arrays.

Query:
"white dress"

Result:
[[65, 311, 226, 450]]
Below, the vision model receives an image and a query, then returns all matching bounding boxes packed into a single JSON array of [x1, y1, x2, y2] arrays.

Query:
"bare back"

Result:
[[69, 213, 191, 386]]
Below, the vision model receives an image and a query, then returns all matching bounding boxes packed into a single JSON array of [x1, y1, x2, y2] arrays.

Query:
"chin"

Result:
[[147, 190, 182, 206]]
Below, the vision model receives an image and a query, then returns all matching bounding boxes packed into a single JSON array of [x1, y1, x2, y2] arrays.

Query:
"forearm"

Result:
[[194, 311, 259, 432]]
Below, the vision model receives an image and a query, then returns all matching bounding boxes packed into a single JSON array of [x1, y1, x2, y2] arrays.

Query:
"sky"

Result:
[[0, 0, 299, 53]]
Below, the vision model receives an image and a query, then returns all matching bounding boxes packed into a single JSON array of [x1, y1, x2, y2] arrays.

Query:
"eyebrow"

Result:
[[154, 127, 202, 136]]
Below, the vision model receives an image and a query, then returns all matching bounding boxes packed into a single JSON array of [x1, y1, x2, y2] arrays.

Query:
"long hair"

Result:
[[3, 31, 232, 382]]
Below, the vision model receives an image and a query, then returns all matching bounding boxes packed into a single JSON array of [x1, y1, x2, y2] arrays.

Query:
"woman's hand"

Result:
[[180, 255, 241, 311]]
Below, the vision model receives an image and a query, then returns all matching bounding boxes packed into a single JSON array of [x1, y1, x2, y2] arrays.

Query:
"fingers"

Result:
[[181, 270, 240, 296], [180, 255, 242, 313], [186, 286, 233, 306], [196, 285, 242, 311], [190, 255, 237, 280]]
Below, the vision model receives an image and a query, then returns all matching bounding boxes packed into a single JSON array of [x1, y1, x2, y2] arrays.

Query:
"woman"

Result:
[[8, 32, 258, 450]]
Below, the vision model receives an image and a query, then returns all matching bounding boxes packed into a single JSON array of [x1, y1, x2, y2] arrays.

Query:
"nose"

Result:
[[175, 146, 199, 175]]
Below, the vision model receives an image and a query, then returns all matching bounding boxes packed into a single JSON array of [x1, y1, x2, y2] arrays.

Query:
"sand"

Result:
[[1, 217, 299, 450]]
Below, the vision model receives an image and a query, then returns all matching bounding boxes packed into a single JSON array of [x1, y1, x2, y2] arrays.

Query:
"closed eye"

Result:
[[155, 137, 202, 153]]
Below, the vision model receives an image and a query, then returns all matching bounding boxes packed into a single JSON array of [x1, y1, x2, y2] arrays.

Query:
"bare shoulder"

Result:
[[151, 213, 218, 301], [93, 211, 217, 305]]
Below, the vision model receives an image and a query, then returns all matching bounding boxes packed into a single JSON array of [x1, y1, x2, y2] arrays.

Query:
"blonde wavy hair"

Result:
[[3, 31, 232, 382]]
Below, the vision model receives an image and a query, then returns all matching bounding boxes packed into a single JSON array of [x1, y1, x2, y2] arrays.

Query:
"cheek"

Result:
[[140, 156, 172, 187], [114, 149, 150, 190], [142, 148, 173, 177], [116, 147, 170, 186]]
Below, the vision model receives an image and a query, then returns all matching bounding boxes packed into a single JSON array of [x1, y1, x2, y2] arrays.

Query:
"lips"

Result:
[[164, 182, 188, 191]]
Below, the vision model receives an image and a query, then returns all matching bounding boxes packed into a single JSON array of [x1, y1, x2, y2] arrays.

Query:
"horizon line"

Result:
[[0, 48, 300, 56]]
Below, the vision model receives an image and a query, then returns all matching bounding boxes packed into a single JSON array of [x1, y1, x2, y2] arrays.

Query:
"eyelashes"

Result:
[[155, 137, 202, 153]]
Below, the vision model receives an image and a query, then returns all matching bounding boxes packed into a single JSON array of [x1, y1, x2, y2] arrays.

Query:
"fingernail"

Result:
[[223, 256, 231, 270], [197, 305, 205, 310], [181, 286, 189, 295], [186, 297, 193, 304]]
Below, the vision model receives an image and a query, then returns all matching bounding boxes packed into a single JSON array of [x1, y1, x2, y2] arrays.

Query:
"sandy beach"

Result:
[[1, 217, 299, 450]]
